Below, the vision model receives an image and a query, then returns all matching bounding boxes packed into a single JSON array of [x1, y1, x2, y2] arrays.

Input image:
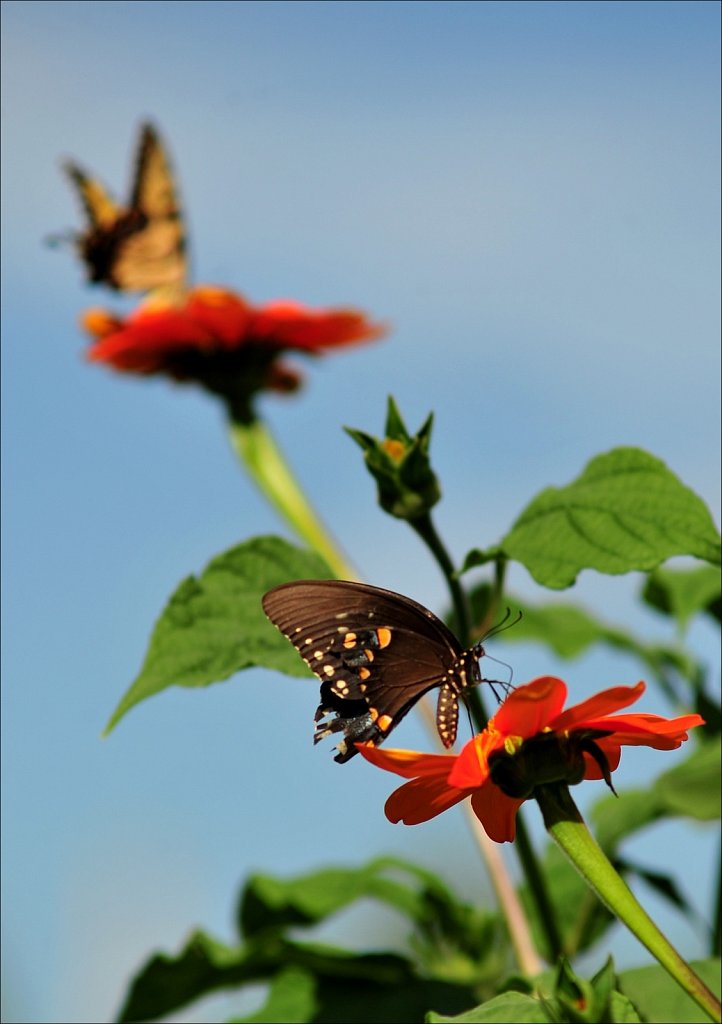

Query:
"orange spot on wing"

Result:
[[376, 628, 392, 648]]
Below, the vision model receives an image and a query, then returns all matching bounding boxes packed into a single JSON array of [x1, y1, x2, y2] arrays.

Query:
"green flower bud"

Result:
[[345, 396, 441, 521]]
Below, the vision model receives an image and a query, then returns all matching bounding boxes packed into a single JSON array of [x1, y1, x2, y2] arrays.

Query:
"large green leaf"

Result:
[[489, 595, 699, 693], [229, 967, 318, 1023], [426, 991, 551, 1022], [308, 977, 477, 1024], [117, 929, 418, 1023], [238, 857, 507, 989], [239, 858, 433, 937], [116, 929, 256, 1023], [617, 959, 721, 1024], [642, 565, 722, 631], [104, 536, 330, 733], [655, 737, 721, 821], [469, 448, 721, 589]]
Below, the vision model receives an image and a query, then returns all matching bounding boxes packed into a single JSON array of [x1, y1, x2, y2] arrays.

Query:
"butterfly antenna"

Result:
[[45, 229, 76, 249], [481, 652, 515, 705], [482, 607, 523, 642]]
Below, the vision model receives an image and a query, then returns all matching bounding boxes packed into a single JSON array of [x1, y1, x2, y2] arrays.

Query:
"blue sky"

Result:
[[2, 3, 720, 1022]]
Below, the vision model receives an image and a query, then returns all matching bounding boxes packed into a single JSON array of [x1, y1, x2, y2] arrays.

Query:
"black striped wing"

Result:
[[63, 123, 186, 300], [262, 580, 481, 763]]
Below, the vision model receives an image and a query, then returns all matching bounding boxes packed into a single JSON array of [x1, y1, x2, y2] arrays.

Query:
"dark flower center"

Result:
[[488, 729, 614, 799]]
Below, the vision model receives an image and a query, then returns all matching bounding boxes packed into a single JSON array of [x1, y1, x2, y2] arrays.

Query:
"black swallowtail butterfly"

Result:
[[61, 123, 186, 301], [262, 579, 500, 763]]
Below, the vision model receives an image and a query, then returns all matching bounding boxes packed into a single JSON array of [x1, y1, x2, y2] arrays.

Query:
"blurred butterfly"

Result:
[[263, 579, 508, 763], [59, 122, 187, 301]]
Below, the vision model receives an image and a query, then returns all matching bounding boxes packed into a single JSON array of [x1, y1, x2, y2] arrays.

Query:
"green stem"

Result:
[[228, 416, 356, 580], [408, 512, 490, 729], [409, 512, 472, 643], [536, 783, 722, 1023]]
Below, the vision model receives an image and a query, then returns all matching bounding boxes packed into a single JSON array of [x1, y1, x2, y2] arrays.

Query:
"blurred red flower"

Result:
[[82, 286, 386, 416], [358, 676, 704, 843]]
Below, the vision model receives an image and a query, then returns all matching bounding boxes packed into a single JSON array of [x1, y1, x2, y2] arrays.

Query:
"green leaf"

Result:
[[229, 967, 318, 1023], [104, 536, 331, 733], [590, 789, 664, 851], [428, 963, 644, 1023], [590, 960, 642, 1024], [238, 857, 507, 987], [116, 929, 255, 1023], [655, 737, 721, 821], [642, 565, 722, 631], [498, 448, 721, 589], [606, 991, 643, 1023], [617, 958, 721, 1023], [426, 991, 551, 1022], [117, 928, 420, 1023], [239, 859, 431, 937], [309, 978, 477, 1024], [474, 590, 701, 704]]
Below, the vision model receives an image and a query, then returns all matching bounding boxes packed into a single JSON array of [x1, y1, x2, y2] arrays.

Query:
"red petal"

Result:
[[385, 776, 469, 825], [470, 785, 524, 843], [356, 743, 456, 780], [582, 712, 703, 745], [249, 301, 386, 351], [550, 682, 646, 732], [495, 677, 568, 738], [448, 731, 499, 788], [184, 287, 252, 347]]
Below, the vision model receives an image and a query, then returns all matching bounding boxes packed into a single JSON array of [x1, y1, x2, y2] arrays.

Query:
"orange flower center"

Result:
[[382, 439, 406, 461]]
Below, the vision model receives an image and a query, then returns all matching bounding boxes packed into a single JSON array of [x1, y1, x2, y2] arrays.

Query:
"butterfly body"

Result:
[[262, 580, 488, 763], [61, 123, 186, 301]]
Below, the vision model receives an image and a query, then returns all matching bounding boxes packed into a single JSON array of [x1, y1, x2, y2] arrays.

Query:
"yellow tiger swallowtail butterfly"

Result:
[[61, 122, 187, 302]]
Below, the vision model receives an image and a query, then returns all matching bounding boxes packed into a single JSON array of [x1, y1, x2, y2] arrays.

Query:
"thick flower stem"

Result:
[[228, 416, 357, 580], [537, 783, 722, 1023]]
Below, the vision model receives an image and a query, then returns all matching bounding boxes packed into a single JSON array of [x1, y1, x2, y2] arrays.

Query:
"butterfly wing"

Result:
[[262, 580, 470, 762], [61, 123, 186, 300], [114, 123, 187, 295], [62, 163, 120, 230]]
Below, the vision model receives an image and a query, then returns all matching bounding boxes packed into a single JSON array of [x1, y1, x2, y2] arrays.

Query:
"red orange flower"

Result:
[[82, 285, 386, 416], [358, 676, 704, 843]]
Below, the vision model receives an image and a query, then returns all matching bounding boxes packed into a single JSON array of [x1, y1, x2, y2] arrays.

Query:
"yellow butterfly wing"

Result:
[[112, 124, 187, 296], [62, 163, 120, 230], [62, 123, 187, 302]]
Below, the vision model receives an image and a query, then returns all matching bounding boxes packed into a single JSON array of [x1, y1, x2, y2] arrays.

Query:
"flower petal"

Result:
[[494, 676, 568, 738], [184, 287, 252, 346], [448, 730, 500, 788], [385, 776, 468, 825], [550, 682, 646, 732], [356, 742, 456, 780], [470, 784, 524, 843], [249, 301, 386, 352], [83, 286, 384, 384]]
